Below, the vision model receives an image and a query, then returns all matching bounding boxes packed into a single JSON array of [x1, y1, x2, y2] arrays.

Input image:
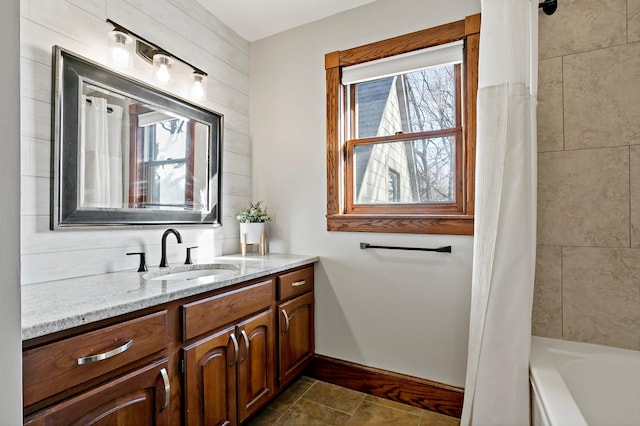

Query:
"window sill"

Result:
[[326, 214, 473, 235]]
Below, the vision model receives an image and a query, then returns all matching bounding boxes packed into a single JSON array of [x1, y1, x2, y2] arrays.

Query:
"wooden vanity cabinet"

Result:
[[182, 280, 276, 425], [277, 266, 315, 387], [22, 263, 315, 426]]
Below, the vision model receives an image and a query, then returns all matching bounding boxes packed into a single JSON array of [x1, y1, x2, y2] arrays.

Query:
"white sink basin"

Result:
[[144, 263, 240, 281]]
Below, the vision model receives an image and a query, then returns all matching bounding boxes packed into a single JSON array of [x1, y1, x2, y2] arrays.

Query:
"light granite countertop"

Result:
[[22, 253, 318, 341]]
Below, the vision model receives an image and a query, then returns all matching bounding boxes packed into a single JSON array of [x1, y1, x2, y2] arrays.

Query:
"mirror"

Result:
[[51, 46, 222, 228]]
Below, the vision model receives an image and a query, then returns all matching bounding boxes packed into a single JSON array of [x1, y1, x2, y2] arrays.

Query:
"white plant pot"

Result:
[[239, 222, 265, 244]]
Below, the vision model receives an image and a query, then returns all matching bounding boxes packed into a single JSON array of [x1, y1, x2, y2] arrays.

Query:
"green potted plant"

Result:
[[235, 201, 271, 245]]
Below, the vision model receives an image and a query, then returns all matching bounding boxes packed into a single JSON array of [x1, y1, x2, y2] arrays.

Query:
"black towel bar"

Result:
[[359, 243, 452, 253]]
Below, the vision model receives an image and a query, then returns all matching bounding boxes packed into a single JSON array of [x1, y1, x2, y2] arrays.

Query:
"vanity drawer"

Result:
[[182, 279, 274, 340], [23, 310, 167, 407], [277, 266, 314, 301]]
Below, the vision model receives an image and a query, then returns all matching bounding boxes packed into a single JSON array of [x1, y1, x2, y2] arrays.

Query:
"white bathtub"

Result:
[[530, 336, 640, 426]]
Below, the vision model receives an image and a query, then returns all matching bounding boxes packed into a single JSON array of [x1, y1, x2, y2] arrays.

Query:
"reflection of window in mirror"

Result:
[[128, 106, 209, 211], [78, 81, 211, 213]]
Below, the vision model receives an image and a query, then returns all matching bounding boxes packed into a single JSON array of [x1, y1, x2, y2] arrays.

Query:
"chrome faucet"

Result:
[[159, 228, 183, 267]]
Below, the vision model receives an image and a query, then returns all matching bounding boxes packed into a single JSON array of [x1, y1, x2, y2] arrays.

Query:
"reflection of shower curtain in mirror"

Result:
[[80, 96, 123, 208]]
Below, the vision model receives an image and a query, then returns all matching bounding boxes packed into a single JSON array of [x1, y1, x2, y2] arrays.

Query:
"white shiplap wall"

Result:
[[20, 0, 251, 284]]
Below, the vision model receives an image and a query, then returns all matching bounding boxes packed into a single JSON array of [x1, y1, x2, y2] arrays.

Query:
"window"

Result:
[[325, 14, 480, 235]]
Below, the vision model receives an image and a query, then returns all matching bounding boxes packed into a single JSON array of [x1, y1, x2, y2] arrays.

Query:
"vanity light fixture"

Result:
[[106, 19, 208, 99]]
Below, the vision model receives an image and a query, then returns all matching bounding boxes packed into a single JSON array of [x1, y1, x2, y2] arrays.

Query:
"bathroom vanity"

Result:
[[21, 254, 317, 425]]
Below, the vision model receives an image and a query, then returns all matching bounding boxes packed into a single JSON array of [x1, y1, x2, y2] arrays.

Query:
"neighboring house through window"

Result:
[[388, 168, 400, 203], [325, 14, 480, 235]]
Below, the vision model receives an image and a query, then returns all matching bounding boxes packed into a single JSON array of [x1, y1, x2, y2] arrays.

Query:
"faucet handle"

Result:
[[185, 246, 198, 265], [126, 252, 148, 272], [184, 246, 198, 265]]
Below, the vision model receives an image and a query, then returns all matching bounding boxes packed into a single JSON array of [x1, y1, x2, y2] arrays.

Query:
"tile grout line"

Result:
[[262, 379, 318, 425], [297, 397, 356, 417], [297, 381, 365, 417], [349, 392, 367, 418], [364, 398, 423, 418], [276, 379, 318, 423], [293, 380, 316, 405], [629, 146, 632, 249]]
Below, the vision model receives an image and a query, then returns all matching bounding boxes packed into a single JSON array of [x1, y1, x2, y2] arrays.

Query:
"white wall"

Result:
[[20, 0, 252, 284], [250, 0, 480, 387], [1, 0, 23, 421]]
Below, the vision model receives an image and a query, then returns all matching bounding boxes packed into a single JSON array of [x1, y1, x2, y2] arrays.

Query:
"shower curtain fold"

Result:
[[107, 104, 124, 207], [461, 1, 538, 425]]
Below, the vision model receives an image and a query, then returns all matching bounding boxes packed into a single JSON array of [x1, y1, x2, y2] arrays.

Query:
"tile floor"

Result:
[[247, 376, 461, 426]]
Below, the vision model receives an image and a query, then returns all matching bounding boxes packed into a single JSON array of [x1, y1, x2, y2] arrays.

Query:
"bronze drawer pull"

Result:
[[230, 333, 239, 366], [160, 367, 170, 411], [76, 339, 134, 365], [281, 309, 290, 336], [240, 330, 249, 363], [291, 280, 306, 287]]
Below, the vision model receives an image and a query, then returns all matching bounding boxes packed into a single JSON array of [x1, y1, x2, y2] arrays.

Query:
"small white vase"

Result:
[[239, 222, 265, 244]]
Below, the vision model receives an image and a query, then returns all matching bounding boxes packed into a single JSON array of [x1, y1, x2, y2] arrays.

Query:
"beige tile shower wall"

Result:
[[533, 0, 640, 350], [20, 0, 250, 284]]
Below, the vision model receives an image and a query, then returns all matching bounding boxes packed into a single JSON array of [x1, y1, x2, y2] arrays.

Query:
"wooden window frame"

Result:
[[325, 14, 480, 235]]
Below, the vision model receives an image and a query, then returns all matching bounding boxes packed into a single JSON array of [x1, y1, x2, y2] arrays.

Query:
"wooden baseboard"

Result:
[[305, 355, 464, 418]]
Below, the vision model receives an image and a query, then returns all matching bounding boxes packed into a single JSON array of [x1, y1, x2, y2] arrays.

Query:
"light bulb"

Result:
[[109, 30, 132, 68], [152, 54, 173, 84], [191, 72, 206, 99], [112, 45, 129, 66], [156, 64, 171, 83]]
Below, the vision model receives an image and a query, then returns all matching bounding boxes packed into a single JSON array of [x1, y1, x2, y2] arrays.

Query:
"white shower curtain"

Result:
[[106, 103, 123, 206], [461, 1, 538, 425], [81, 96, 123, 208]]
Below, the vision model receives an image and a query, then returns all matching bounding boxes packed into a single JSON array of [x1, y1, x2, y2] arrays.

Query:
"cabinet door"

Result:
[[278, 292, 314, 386], [183, 326, 238, 426], [24, 359, 170, 426], [236, 309, 275, 423]]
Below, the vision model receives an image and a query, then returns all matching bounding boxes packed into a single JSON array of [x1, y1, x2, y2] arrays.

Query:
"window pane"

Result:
[[353, 136, 455, 204], [147, 163, 187, 207], [142, 118, 188, 161], [355, 64, 458, 138]]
